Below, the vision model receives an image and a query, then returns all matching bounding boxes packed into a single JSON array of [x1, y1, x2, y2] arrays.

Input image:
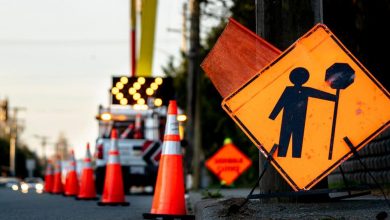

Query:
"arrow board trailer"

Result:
[[95, 105, 165, 194]]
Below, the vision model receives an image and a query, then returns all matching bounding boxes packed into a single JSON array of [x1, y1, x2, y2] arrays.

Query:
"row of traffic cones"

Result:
[[43, 144, 97, 200], [43, 138, 126, 205], [42, 100, 193, 219]]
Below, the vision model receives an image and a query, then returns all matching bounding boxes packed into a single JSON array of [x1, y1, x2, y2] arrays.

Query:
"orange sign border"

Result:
[[222, 24, 390, 191]]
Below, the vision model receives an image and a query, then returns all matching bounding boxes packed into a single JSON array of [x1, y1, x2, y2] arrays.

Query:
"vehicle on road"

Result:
[[94, 105, 166, 194], [21, 177, 44, 193], [0, 177, 21, 191]]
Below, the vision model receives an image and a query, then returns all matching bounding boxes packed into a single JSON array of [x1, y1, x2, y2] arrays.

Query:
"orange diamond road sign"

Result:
[[222, 24, 390, 191], [205, 141, 252, 185]]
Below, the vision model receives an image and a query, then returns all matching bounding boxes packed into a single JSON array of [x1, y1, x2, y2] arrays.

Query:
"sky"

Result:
[[0, 0, 185, 159]]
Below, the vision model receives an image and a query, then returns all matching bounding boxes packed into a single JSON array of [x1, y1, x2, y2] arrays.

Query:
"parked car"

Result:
[[0, 177, 21, 191]]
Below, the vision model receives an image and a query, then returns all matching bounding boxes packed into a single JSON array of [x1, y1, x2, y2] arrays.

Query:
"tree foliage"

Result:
[[163, 0, 258, 187], [0, 138, 42, 178]]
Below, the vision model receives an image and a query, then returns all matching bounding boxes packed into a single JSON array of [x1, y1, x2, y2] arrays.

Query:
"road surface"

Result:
[[0, 188, 152, 220]]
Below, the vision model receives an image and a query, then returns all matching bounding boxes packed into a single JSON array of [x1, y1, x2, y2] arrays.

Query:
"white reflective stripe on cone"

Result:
[[162, 141, 181, 155], [164, 115, 179, 135], [110, 139, 119, 151], [85, 148, 92, 159], [54, 163, 61, 173], [84, 162, 92, 169], [46, 166, 53, 175], [135, 115, 142, 128], [68, 162, 76, 171], [108, 152, 120, 164]]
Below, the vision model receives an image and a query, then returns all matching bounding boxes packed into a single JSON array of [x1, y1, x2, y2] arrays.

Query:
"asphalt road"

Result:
[[0, 188, 153, 220]]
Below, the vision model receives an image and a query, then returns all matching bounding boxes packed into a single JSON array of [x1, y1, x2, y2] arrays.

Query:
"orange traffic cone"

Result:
[[143, 100, 194, 219], [44, 160, 54, 193], [134, 113, 143, 139], [97, 129, 129, 206], [64, 150, 79, 196], [52, 156, 63, 194], [77, 143, 98, 200]]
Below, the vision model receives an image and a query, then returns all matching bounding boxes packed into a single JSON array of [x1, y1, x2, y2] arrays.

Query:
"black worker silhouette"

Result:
[[269, 67, 337, 158]]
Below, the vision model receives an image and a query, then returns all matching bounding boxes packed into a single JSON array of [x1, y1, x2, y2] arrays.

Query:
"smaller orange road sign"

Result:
[[222, 24, 390, 191], [205, 140, 252, 185]]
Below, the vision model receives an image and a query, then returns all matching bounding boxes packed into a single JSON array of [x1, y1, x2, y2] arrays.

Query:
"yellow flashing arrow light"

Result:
[[120, 98, 128, 105], [120, 77, 129, 84]]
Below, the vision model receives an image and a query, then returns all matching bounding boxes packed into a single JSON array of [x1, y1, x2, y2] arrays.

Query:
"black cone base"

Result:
[[97, 201, 130, 206], [63, 193, 77, 197], [76, 197, 99, 201], [143, 213, 195, 220]]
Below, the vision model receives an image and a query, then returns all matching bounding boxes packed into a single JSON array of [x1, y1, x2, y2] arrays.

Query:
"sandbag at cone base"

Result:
[[77, 143, 98, 200], [151, 155, 186, 215], [97, 129, 129, 206]]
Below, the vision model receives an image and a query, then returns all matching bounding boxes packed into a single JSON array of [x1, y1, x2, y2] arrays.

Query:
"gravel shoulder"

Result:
[[194, 192, 389, 220]]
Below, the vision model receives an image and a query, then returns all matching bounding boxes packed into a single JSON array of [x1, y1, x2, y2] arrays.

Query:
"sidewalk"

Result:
[[190, 189, 389, 220]]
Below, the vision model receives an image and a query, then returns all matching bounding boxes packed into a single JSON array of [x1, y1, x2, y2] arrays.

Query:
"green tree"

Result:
[[0, 137, 42, 178], [163, 0, 258, 187]]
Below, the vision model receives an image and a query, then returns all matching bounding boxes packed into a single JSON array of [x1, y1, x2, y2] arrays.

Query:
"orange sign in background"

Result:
[[222, 24, 390, 191], [205, 141, 252, 185]]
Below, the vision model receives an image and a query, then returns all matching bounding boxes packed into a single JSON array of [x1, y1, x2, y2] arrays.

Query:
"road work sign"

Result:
[[222, 24, 390, 191], [205, 140, 252, 185]]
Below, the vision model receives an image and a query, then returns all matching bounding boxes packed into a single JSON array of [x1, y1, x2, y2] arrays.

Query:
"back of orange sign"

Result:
[[201, 18, 281, 98]]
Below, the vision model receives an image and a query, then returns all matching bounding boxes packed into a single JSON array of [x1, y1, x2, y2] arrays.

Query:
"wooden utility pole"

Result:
[[256, 0, 325, 195], [34, 135, 49, 163], [181, 3, 188, 53], [9, 107, 26, 176], [186, 0, 202, 189]]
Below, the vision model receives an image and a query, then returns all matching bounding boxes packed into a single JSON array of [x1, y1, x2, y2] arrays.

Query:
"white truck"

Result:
[[94, 105, 166, 194]]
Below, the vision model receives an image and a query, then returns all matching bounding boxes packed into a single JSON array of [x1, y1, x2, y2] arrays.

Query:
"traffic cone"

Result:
[[134, 113, 143, 139], [143, 100, 194, 219], [64, 150, 79, 196], [97, 129, 129, 206], [52, 156, 63, 194], [44, 160, 54, 193], [76, 143, 98, 200]]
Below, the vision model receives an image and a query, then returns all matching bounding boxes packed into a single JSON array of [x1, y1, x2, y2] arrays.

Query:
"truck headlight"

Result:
[[21, 183, 29, 191], [35, 183, 43, 191]]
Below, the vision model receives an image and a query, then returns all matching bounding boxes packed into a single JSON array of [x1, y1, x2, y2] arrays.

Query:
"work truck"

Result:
[[94, 105, 166, 194]]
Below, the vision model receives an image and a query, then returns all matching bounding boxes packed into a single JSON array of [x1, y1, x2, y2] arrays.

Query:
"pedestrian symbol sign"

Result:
[[205, 140, 252, 185], [222, 24, 390, 191]]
